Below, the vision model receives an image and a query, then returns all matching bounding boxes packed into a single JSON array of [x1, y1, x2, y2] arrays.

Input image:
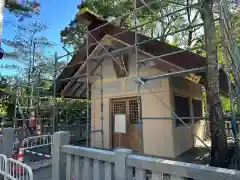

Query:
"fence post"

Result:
[[2, 128, 14, 158], [52, 131, 69, 180], [114, 148, 132, 180]]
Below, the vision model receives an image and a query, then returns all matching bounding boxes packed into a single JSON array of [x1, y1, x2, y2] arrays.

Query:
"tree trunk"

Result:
[[200, 0, 228, 167]]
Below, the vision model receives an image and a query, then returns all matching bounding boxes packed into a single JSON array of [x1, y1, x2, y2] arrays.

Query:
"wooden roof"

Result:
[[54, 9, 229, 99]]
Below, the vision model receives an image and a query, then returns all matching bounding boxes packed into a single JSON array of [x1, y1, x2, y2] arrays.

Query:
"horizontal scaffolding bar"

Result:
[[142, 116, 240, 121], [88, 0, 160, 33], [16, 95, 50, 99], [55, 21, 211, 74], [57, 74, 87, 82], [88, 4, 202, 51], [15, 84, 50, 90], [57, 52, 74, 60], [88, 2, 200, 35], [139, 67, 206, 82], [91, 129, 102, 133], [138, 46, 203, 63], [89, 22, 206, 61], [14, 118, 30, 121]]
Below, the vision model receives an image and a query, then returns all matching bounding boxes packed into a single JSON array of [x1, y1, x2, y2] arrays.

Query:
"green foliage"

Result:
[[57, 99, 88, 124], [0, 103, 7, 116], [6, 0, 40, 14], [221, 96, 231, 112], [60, 0, 198, 49]]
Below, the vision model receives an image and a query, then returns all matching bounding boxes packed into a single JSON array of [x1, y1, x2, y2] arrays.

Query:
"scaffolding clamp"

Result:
[[135, 77, 146, 87]]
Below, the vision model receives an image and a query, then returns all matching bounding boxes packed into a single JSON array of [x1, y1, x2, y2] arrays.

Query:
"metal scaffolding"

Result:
[[54, 0, 240, 153], [8, 0, 236, 153]]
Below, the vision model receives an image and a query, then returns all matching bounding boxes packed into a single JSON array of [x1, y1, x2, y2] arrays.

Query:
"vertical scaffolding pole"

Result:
[[134, 0, 144, 154], [52, 52, 57, 133], [13, 84, 19, 129], [30, 42, 36, 125], [86, 27, 90, 147], [100, 63, 104, 148], [226, 70, 238, 139], [0, 0, 5, 51]]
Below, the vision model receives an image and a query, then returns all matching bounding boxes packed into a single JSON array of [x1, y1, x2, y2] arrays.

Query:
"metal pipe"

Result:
[[100, 63, 104, 148], [91, 129, 102, 133], [30, 42, 36, 109], [138, 46, 203, 63], [142, 116, 240, 121], [89, 22, 207, 61], [86, 26, 90, 147], [87, 4, 199, 49], [27, 35, 34, 123], [89, 33, 128, 75], [134, 0, 144, 154], [13, 85, 19, 128], [87, 0, 192, 34], [142, 117, 208, 120], [53, 20, 208, 73], [57, 74, 87, 81], [142, 85, 210, 150], [16, 84, 49, 89], [88, 2, 200, 34], [226, 71, 238, 139], [0, 0, 4, 49], [140, 67, 206, 82], [56, 52, 74, 60], [52, 52, 57, 133]]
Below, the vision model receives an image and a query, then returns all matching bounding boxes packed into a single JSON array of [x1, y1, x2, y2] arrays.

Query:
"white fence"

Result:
[[52, 132, 240, 180], [21, 135, 52, 150], [0, 154, 33, 180]]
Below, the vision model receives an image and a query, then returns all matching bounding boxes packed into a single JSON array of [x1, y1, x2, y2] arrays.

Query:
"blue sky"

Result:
[[0, 0, 82, 75]]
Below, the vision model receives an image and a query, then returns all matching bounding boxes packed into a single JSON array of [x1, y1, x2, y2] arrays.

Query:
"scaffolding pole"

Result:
[[52, 52, 58, 133], [88, 2, 200, 38], [100, 63, 104, 148], [86, 25, 90, 147], [134, 0, 144, 154], [47, 0, 240, 153]]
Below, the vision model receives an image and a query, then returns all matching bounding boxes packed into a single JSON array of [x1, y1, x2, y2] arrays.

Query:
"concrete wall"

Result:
[[90, 51, 175, 158], [169, 76, 206, 157]]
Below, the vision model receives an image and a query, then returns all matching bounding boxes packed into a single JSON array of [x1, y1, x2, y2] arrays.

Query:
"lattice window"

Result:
[[129, 99, 138, 124], [112, 100, 126, 115]]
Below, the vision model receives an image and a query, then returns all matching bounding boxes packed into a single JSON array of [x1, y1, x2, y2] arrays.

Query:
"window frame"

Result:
[[173, 93, 191, 126], [192, 98, 203, 123]]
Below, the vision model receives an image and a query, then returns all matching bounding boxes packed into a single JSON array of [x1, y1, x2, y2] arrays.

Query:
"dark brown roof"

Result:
[[55, 10, 229, 98]]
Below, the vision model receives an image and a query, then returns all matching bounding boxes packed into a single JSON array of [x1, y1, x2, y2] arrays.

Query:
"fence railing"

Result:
[[52, 132, 240, 180], [0, 153, 33, 180], [21, 135, 52, 150], [7, 158, 33, 180], [43, 123, 89, 142]]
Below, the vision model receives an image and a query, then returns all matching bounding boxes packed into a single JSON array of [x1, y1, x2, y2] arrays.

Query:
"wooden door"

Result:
[[112, 97, 139, 151]]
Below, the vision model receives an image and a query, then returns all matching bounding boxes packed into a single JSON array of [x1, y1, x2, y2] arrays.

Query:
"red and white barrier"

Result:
[[17, 147, 24, 162]]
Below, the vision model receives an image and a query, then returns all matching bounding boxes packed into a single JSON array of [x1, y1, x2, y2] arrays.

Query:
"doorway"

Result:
[[111, 97, 139, 151]]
